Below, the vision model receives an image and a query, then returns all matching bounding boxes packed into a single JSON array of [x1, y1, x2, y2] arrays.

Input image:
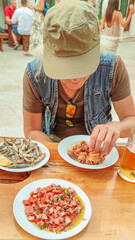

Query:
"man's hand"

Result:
[[28, 5, 34, 10], [89, 123, 120, 155]]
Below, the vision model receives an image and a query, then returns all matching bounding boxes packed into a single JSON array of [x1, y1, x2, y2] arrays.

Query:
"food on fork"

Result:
[[0, 138, 46, 168], [67, 141, 104, 164], [23, 183, 84, 233]]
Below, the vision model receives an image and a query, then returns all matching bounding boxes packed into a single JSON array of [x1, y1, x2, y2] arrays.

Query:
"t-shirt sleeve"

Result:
[[23, 69, 42, 113], [111, 55, 131, 102], [5, 7, 9, 17]]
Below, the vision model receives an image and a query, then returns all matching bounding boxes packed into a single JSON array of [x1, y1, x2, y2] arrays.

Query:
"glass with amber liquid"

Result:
[[118, 129, 135, 183]]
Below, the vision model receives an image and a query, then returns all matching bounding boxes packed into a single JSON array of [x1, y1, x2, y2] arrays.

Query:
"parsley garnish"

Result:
[[36, 206, 38, 212], [64, 190, 70, 195], [58, 194, 62, 198]]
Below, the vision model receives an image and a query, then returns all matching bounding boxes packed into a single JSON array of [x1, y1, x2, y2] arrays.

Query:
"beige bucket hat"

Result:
[[43, 0, 100, 79]]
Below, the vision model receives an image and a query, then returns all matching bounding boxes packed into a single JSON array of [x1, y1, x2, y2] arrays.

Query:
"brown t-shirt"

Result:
[[23, 55, 131, 139]]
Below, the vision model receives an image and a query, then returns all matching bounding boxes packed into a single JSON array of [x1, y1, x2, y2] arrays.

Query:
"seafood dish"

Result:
[[67, 141, 104, 165], [23, 183, 84, 233], [0, 138, 46, 168]]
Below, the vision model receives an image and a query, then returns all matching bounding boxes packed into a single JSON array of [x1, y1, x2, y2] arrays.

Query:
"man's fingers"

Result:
[[89, 126, 100, 151], [107, 131, 120, 154], [101, 131, 114, 155], [102, 129, 119, 155], [93, 130, 107, 153]]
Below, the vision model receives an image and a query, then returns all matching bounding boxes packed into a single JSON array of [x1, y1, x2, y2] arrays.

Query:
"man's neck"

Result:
[[60, 81, 77, 99], [22, 4, 27, 7]]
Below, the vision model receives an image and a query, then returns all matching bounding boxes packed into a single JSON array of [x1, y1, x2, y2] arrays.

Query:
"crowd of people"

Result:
[[4, 0, 49, 52]]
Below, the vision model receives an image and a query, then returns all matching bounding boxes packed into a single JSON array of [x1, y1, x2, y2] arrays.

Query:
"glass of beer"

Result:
[[118, 128, 135, 183]]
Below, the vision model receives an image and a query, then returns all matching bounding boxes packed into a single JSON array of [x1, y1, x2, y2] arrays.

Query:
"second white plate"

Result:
[[58, 135, 119, 169]]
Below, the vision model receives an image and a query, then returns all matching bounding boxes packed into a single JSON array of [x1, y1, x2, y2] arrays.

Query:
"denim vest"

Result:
[[27, 53, 116, 136]]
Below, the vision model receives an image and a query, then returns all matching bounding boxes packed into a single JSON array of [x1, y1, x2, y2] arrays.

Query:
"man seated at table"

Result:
[[4, 0, 16, 24], [11, 0, 34, 50]]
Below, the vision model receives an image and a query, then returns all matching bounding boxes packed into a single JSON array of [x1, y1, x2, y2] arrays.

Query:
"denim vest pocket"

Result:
[[90, 105, 112, 130]]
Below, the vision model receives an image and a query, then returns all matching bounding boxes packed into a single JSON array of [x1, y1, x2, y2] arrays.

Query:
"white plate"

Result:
[[0, 140, 50, 172], [58, 135, 119, 169], [13, 179, 91, 239]]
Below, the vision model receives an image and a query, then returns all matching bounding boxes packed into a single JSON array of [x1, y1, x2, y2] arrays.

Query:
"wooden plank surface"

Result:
[[0, 138, 135, 240]]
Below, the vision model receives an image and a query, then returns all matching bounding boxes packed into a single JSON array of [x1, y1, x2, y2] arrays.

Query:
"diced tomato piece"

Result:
[[41, 198, 46, 204], [37, 192, 43, 198], [30, 192, 34, 197], [46, 187, 51, 193], [58, 199, 66, 206], [49, 227, 53, 232], [70, 215, 77, 221], [51, 183, 56, 187], [25, 205, 34, 215], [56, 226, 62, 232], [52, 190, 62, 194], [23, 200, 31, 206], [34, 218, 41, 223], [54, 218, 60, 226], [30, 197, 37, 203]]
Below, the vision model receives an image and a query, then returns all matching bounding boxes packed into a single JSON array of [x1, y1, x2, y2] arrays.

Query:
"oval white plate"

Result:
[[58, 135, 119, 169], [13, 179, 91, 240], [0, 140, 50, 172]]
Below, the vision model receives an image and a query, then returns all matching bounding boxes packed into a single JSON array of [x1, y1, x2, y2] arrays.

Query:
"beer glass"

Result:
[[118, 128, 135, 183]]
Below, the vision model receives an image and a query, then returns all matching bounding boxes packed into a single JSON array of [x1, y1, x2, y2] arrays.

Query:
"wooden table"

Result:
[[0, 138, 135, 240]]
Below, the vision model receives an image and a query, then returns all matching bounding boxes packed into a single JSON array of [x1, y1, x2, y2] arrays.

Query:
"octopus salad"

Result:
[[23, 183, 84, 233], [67, 141, 104, 165]]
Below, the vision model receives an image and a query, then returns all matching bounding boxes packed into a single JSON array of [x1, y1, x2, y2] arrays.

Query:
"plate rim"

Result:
[[13, 178, 92, 240], [58, 135, 119, 169], [0, 140, 50, 172]]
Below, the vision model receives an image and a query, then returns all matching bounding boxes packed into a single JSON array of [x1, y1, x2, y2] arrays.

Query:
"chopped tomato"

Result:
[[54, 218, 60, 226], [52, 190, 62, 194], [37, 192, 43, 198], [23, 200, 31, 206], [45, 187, 51, 193], [34, 218, 41, 223], [56, 226, 62, 232], [30, 196, 37, 203], [49, 227, 53, 232], [41, 198, 46, 204]]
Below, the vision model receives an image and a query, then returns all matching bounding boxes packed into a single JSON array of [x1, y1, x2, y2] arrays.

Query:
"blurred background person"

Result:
[[5, 0, 16, 24], [11, 0, 34, 50], [100, 0, 134, 52], [24, 0, 45, 55]]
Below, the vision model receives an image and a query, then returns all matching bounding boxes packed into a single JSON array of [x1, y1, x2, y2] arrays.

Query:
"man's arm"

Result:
[[89, 94, 135, 155], [5, 16, 12, 24], [23, 108, 52, 142], [29, 0, 45, 12], [100, 13, 105, 30]]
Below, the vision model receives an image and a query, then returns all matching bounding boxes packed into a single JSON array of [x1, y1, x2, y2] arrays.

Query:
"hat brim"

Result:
[[43, 43, 100, 79]]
